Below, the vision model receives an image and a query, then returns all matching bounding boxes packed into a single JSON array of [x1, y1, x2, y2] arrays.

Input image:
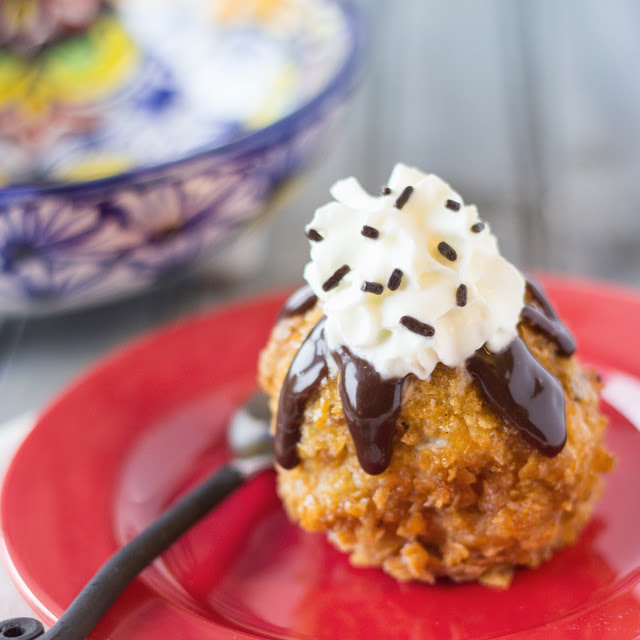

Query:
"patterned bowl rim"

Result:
[[0, 0, 366, 201]]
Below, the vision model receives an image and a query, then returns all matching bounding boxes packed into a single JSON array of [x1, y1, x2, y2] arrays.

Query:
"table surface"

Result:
[[1, 0, 640, 622]]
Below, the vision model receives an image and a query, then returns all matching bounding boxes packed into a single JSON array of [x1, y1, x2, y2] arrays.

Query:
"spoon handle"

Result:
[[0, 461, 261, 640]]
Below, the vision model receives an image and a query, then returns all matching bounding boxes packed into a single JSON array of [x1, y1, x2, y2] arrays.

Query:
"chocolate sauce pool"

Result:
[[274, 281, 575, 475]]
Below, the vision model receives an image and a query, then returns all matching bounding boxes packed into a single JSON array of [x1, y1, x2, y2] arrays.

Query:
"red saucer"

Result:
[[2, 276, 640, 640]]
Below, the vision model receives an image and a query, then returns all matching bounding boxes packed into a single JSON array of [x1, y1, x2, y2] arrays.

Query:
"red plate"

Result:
[[2, 276, 640, 640]]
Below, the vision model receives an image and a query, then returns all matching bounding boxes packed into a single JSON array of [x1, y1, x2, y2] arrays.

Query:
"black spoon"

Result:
[[0, 392, 273, 640]]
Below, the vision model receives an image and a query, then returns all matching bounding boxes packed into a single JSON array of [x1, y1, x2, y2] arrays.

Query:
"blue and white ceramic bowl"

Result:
[[0, 0, 364, 314]]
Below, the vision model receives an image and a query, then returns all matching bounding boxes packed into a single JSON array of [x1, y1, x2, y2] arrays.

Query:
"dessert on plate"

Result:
[[258, 163, 613, 587]]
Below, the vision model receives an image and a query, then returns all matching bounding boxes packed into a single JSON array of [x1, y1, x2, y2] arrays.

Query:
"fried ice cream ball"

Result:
[[258, 305, 614, 587]]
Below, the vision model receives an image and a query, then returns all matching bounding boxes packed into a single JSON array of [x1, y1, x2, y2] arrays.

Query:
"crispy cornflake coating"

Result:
[[258, 305, 614, 587]]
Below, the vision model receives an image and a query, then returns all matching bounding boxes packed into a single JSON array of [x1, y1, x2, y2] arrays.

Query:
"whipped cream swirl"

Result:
[[303, 163, 525, 380]]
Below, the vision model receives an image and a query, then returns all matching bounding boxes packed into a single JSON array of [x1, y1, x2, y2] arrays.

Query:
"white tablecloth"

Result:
[[0, 413, 39, 620]]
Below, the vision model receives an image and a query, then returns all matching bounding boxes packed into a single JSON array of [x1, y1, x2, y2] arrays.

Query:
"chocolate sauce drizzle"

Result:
[[275, 318, 328, 469], [278, 285, 318, 320], [466, 339, 566, 456], [521, 279, 576, 356], [274, 279, 575, 475], [463, 279, 575, 456], [333, 347, 406, 475]]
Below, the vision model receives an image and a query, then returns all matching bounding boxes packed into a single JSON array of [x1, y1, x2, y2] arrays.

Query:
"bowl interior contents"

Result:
[[0, 0, 350, 185]]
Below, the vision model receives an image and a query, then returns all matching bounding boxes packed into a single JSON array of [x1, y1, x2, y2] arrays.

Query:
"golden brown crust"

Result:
[[258, 305, 614, 586]]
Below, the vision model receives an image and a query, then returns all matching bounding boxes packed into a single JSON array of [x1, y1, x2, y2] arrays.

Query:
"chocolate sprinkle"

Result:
[[438, 241, 457, 261], [394, 186, 414, 209], [456, 284, 467, 307], [306, 228, 323, 242], [322, 265, 350, 291], [381, 186, 392, 195], [361, 225, 380, 239], [400, 315, 435, 337], [362, 281, 383, 295], [387, 268, 403, 291], [445, 199, 461, 211], [471, 222, 485, 233]]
